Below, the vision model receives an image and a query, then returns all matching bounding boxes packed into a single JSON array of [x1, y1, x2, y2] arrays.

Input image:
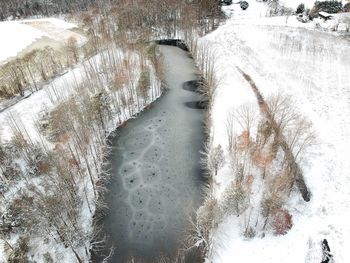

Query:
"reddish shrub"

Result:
[[252, 149, 274, 168], [54, 143, 63, 151], [271, 208, 293, 235], [113, 71, 127, 89], [68, 158, 79, 168], [58, 133, 70, 144], [37, 161, 50, 174], [237, 130, 250, 150]]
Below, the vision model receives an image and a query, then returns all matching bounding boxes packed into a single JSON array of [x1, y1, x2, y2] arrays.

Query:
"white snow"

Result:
[[202, 1, 350, 262], [0, 21, 44, 62], [0, 18, 83, 63]]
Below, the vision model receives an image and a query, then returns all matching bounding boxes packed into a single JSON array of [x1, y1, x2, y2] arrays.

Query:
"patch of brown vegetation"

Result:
[[251, 148, 274, 168], [37, 161, 50, 174], [245, 174, 254, 192], [68, 158, 79, 168], [113, 70, 128, 90], [237, 130, 251, 151], [271, 208, 293, 236]]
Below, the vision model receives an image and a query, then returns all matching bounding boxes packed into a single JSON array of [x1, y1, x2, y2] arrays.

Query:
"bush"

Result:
[[244, 226, 256, 239], [220, 0, 233, 5], [2, 164, 21, 181], [197, 197, 221, 234], [271, 208, 293, 235], [309, 1, 343, 18], [221, 182, 249, 216], [26, 145, 49, 177], [43, 252, 54, 263], [208, 144, 225, 176], [266, 0, 294, 16], [137, 67, 151, 101], [2, 195, 34, 234], [7, 236, 29, 263], [296, 3, 305, 14], [343, 2, 350, 12], [261, 192, 282, 219]]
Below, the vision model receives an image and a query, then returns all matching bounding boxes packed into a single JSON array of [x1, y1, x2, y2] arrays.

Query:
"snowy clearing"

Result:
[[0, 18, 85, 63], [203, 1, 350, 262]]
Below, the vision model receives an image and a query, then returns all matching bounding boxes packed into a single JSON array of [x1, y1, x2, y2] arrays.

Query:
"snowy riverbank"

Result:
[[201, 1, 350, 262], [0, 19, 162, 261]]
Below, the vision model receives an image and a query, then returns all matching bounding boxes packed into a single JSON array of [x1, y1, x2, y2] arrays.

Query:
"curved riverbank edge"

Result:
[[92, 43, 210, 263]]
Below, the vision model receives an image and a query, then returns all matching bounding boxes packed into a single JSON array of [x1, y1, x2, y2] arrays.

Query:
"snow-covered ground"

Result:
[[202, 1, 350, 262], [0, 18, 85, 63], [0, 16, 162, 261], [0, 63, 81, 143], [0, 57, 89, 262], [1, 3, 349, 261]]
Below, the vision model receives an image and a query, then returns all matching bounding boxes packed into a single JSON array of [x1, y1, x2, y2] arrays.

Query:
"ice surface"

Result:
[[102, 46, 205, 261]]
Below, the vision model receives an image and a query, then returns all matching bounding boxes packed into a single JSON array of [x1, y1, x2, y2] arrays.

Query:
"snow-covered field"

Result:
[[202, 1, 350, 262], [0, 18, 85, 63]]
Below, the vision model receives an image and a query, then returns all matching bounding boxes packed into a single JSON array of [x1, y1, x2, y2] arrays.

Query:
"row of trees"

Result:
[[78, 0, 223, 43], [191, 98, 312, 262], [0, 0, 224, 32], [266, 0, 350, 18], [198, 92, 315, 242], [0, 0, 95, 20], [191, 84, 315, 258]]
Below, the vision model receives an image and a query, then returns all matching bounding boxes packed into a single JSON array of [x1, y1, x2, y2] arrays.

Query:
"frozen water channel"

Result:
[[98, 45, 205, 262]]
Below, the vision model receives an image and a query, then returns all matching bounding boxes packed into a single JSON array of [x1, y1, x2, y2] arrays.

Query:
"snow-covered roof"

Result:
[[319, 11, 333, 18]]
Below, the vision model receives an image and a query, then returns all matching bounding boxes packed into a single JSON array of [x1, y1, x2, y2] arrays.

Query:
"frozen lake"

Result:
[[98, 45, 205, 262]]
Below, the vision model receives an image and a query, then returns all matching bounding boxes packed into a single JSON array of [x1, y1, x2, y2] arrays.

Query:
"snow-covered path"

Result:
[[203, 3, 350, 262]]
